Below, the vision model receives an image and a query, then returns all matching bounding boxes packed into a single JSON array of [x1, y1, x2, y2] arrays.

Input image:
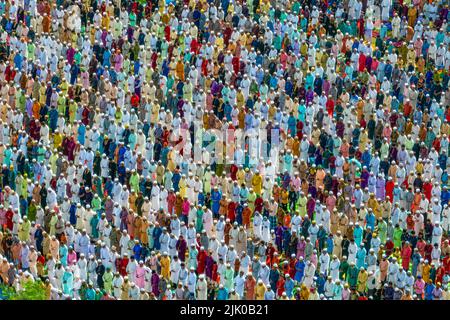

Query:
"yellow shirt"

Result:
[[422, 264, 431, 283], [255, 284, 266, 300], [53, 133, 63, 149], [357, 271, 368, 293], [251, 174, 263, 195], [281, 190, 289, 205], [101, 14, 110, 30], [237, 170, 245, 186], [239, 33, 247, 46], [160, 256, 171, 279], [179, 178, 187, 198], [415, 162, 424, 175]]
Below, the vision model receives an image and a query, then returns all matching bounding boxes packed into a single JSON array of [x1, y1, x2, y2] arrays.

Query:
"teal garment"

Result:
[[3, 148, 11, 167], [60, 245, 68, 267], [269, 9, 275, 20], [391, 98, 400, 112], [244, 153, 250, 168], [129, 13, 136, 27], [333, 285, 343, 300], [347, 266, 358, 287], [95, 178, 103, 197], [161, 147, 170, 166], [24, 162, 33, 179], [338, 21, 346, 33], [350, 21, 357, 36], [217, 287, 229, 300], [425, 131, 435, 149], [380, 25, 388, 39], [224, 268, 234, 291], [128, 133, 137, 150], [164, 171, 173, 190], [353, 227, 363, 246], [85, 288, 96, 300], [90, 215, 100, 239], [300, 17, 308, 31], [436, 32, 445, 47], [184, 51, 192, 63], [9, 171, 16, 190], [98, 135, 104, 154], [292, 1, 300, 14], [273, 36, 282, 51], [161, 41, 169, 60], [291, 30, 300, 43], [196, 209, 204, 232], [437, 106, 445, 120], [166, 76, 175, 96], [62, 271, 74, 296], [222, 86, 230, 103], [345, 65, 354, 81], [387, 43, 394, 54], [298, 104, 306, 122], [356, 247, 367, 269], [259, 84, 268, 99], [37, 146, 46, 163], [188, 249, 198, 270], [284, 153, 293, 173], [305, 74, 314, 90]]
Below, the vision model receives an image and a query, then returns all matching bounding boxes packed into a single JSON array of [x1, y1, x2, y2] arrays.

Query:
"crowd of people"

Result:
[[0, 0, 449, 301]]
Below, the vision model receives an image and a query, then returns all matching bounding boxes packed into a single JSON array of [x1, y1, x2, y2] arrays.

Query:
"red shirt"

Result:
[[164, 25, 170, 42], [385, 181, 395, 202], [276, 277, 285, 297], [385, 240, 394, 256], [131, 94, 140, 108], [423, 182, 433, 200], [227, 202, 236, 222], [211, 263, 218, 282], [37, 254, 46, 265], [119, 258, 129, 276], [5, 210, 13, 231], [443, 256, 450, 273], [265, 246, 276, 266], [197, 250, 207, 274], [358, 53, 366, 72], [432, 138, 441, 153], [230, 165, 238, 180], [232, 56, 240, 74], [255, 197, 264, 213], [289, 259, 297, 279], [436, 266, 445, 284], [201, 58, 208, 76], [190, 39, 199, 54], [326, 99, 335, 116]]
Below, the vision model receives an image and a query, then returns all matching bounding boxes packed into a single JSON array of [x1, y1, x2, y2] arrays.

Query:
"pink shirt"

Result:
[[67, 251, 77, 266], [414, 279, 425, 294], [291, 177, 301, 192], [135, 266, 146, 288], [182, 200, 190, 216]]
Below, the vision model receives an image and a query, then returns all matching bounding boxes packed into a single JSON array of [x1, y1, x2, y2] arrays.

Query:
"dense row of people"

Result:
[[0, 0, 449, 300]]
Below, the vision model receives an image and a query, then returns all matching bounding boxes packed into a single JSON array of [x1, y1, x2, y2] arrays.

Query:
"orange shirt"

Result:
[[242, 207, 252, 227], [32, 102, 41, 119]]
